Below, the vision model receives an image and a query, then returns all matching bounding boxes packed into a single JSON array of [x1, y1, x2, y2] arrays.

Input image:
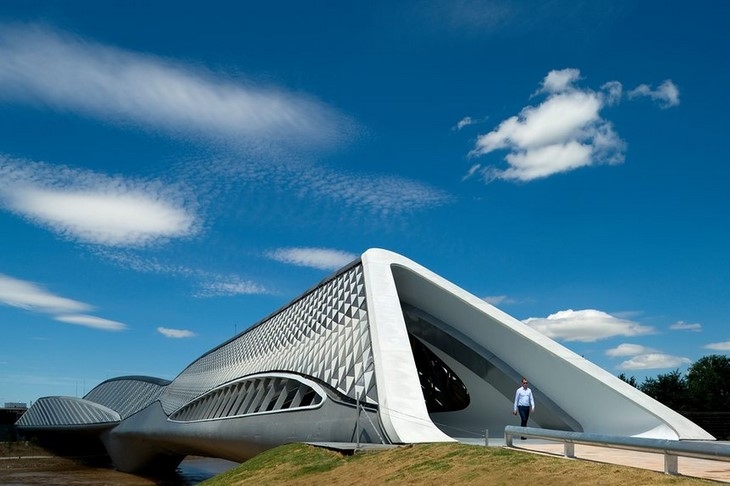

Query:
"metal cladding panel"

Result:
[[84, 376, 169, 419], [16, 396, 120, 427], [160, 263, 376, 414]]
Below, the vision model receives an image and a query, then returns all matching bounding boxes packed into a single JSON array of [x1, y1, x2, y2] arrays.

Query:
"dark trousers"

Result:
[[517, 405, 531, 427]]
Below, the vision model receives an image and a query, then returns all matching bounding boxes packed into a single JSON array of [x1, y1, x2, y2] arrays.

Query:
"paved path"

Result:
[[508, 441, 730, 483]]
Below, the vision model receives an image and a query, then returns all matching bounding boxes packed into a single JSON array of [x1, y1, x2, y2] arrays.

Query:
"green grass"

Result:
[[202, 443, 347, 485], [200, 442, 717, 486]]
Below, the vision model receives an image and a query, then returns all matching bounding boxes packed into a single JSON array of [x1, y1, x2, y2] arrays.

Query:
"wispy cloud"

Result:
[[288, 164, 454, 215], [0, 273, 126, 331], [329, 173, 451, 214], [0, 24, 349, 149], [55, 315, 126, 331], [202, 155, 455, 217], [616, 353, 691, 371], [523, 309, 654, 342], [98, 251, 270, 297], [266, 247, 358, 271], [96, 251, 196, 277], [704, 342, 730, 351], [414, 1, 629, 39], [670, 320, 702, 332], [467, 68, 626, 182], [417, 0, 515, 35], [482, 295, 516, 306], [194, 278, 268, 298], [452, 116, 487, 131], [0, 157, 198, 247], [628, 80, 680, 108], [157, 327, 196, 338], [0, 24, 450, 222]]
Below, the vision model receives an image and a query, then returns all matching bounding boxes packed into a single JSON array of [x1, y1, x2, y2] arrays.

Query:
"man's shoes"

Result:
[[520, 436, 527, 440]]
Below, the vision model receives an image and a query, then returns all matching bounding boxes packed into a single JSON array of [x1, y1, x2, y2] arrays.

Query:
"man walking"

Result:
[[513, 378, 535, 439]]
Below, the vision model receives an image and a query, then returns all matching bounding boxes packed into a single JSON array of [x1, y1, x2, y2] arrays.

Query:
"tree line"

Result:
[[618, 354, 730, 439], [618, 354, 730, 412]]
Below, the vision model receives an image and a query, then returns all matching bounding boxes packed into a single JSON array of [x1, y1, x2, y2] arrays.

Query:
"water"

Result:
[[176, 457, 239, 484]]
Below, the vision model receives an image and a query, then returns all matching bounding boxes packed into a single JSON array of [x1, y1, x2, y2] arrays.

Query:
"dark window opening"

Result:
[[281, 387, 298, 409], [408, 334, 470, 413], [265, 393, 280, 411], [300, 389, 317, 407]]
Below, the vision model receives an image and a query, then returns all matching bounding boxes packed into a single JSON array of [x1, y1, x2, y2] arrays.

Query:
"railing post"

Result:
[[503, 425, 730, 476], [355, 397, 360, 448], [564, 442, 575, 458], [484, 429, 489, 446], [664, 453, 678, 475]]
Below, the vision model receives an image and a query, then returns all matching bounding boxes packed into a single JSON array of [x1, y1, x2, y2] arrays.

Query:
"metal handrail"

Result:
[[504, 426, 730, 475]]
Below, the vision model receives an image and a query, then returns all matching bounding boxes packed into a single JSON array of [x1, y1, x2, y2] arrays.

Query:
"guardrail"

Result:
[[504, 426, 730, 475]]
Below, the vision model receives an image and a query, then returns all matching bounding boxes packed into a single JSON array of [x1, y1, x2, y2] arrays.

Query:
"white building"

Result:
[[17, 249, 713, 473]]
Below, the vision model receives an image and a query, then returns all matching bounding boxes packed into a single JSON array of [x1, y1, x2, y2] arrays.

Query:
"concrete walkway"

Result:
[[507, 440, 730, 483]]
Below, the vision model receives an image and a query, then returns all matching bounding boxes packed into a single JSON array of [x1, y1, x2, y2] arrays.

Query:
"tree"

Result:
[[639, 369, 688, 412], [686, 354, 730, 412], [617, 373, 638, 387]]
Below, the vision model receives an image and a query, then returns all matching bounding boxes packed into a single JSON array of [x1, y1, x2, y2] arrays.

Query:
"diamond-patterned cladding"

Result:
[[160, 264, 377, 414]]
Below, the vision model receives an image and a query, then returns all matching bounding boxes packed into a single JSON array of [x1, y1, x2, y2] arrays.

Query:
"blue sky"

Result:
[[0, 1, 728, 405]]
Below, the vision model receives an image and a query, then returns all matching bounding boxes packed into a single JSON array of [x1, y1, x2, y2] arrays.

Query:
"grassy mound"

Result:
[[201, 442, 714, 485]]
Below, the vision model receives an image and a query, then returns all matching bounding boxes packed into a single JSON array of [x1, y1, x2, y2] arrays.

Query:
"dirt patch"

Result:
[[0, 456, 157, 485], [0, 441, 53, 458], [0, 443, 234, 485]]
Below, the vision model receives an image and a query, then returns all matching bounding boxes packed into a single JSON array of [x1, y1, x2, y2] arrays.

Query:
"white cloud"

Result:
[[267, 247, 357, 271], [704, 342, 730, 351], [617, 353, 691, 371], [55, 314, 126, 331], [9, 188, 194, 246], [0, 24, 348, 148], [0, 157, 198, 247], [157, 327, 196, 338], [468, 68, 626, 182], [0, 274, 90, 314], [539, 68, 581, 94], [473, 92, 603, 152], [501, 141, 593, 181], [606, 343, 656, 357], [523, 309, 654, 342], [0, 273, 126, 331], [628, 80, 680, 108], [670, 321, 702, 332]]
